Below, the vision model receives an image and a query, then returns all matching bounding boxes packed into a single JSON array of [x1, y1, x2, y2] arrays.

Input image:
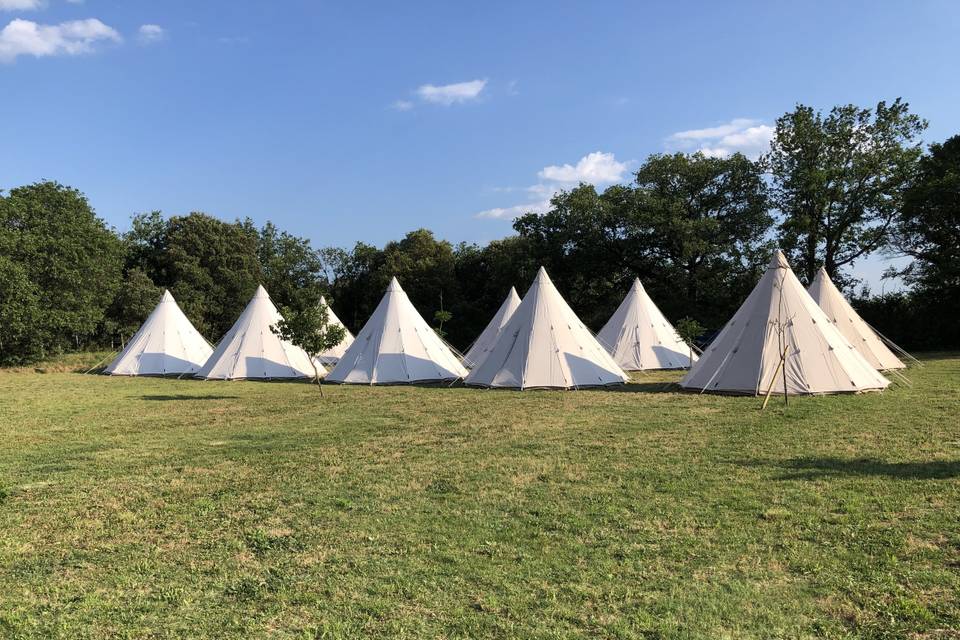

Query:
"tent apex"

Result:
[[769, 249, 790, 269]]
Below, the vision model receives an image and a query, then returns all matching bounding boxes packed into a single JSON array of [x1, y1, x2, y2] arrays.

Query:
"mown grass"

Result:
[[0, 354, 958, 639]]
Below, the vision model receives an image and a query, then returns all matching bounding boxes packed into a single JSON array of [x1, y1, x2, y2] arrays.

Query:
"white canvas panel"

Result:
[[596, 278, 697, 370], [105, 290, 213, 376], [196, 285, 326, 380], [465, 267, 628, 389], [317, 296, 355, 365], [680, 251, 890, 395], [463, 287, 521, 369], [325, 278, 468, 384], [808, 268, 905, 370]]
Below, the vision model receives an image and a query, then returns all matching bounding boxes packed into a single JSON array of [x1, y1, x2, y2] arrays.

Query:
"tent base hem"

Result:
[[678, 385, 887, 397]]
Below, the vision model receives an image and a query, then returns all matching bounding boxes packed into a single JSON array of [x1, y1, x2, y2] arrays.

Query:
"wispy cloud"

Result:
[[477, 151, 630, 220], [393, 78, 488, 110], [667, 117, 773, 159], [137, 24, 165, 45], [0, 17, 121, 63], [216, 35, 250, 45], [416, 78, 487, 105], [0, 0, 45, 11]]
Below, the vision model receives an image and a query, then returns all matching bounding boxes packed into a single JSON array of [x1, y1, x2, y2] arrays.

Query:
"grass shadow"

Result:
[[602, 381, 680, 394], [139, 395, 241, 401], [737, 456, 960, 480]]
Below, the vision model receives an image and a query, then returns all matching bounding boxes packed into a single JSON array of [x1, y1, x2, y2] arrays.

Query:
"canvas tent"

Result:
[[196, 285, 326, 380], [680, 251, 890, 395], [317, 296, 355, 365], [462, 287, 521, 368], [596, 278, 697, 371], [464, 267, 628, 389], [808, 267, 906, 371], [104, 290, 213, 376], [325, 277, 468, 384]]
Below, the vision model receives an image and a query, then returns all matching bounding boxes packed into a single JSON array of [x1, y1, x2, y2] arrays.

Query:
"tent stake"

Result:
[[761, 346, 789, 411]]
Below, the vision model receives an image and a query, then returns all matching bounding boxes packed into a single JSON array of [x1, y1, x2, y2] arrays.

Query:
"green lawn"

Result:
[[1, 354, 958, 639]]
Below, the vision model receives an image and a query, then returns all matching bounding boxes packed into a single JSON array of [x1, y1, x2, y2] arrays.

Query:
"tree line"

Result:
[[1, 98, 957, 366]]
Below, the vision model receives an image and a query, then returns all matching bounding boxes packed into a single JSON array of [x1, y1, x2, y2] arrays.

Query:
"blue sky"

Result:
[[2, 0, 959, 291]]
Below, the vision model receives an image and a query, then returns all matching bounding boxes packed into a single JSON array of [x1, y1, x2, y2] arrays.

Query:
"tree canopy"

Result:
[[766, 99, 927, 285], [2, 100, 958, 366], [0, 182, 123, 363]]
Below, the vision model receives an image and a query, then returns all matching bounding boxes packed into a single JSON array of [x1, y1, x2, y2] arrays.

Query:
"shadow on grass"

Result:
[[739, 457, 960, 480], [140, 395, 240, 401], [603, 382, 680, 394], [453, 381, 679, 393]]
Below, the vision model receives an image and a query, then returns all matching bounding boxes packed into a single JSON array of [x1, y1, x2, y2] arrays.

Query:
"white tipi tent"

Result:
[[680, 251, 890, 395], [464, 267, 628, 389], [196, 285, 326, 380], [104, 290, 213, 376], [317, 296, 355, 365], [462, 287, 521, 368], [325, 277, 468, 384], [596, 278, 697, 371], [808, 267, 906, 371]]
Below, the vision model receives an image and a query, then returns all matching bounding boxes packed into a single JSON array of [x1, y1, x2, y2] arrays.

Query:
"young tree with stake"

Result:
[[271, 300, 346, 394]]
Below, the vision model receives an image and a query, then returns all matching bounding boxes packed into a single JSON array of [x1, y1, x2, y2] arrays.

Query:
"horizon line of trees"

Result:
[[1, 98, 957, 366]]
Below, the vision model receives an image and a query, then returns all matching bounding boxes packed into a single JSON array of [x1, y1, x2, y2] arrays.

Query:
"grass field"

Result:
[[1, 354, 958, 639]]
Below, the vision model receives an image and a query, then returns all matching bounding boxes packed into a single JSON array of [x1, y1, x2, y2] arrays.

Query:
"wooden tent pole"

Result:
[[761, 346, 789, 411]]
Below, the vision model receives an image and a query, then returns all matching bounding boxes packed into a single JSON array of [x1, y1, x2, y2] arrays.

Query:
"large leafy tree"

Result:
[[380, 229, 461, 335], [766, 99, 927, 285], [452, 236, 538, 348], [631, 152, 772, 327], [104, 268, 163, 347], [322, 242, 386, 333], [513, 153, 771, 329], [125, 212, 262, 339], [888, 135, 960, 347], [0, 182, 123, 362], [892, 135, 960, 294], [255, 221, 327, 311], [0, 256, 43, 364], [514, 184, 643, 327]]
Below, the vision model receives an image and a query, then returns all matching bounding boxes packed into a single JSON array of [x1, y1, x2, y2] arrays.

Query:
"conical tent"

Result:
[[325, 277, 468, 384], [464, 267, 628, 389], [196, 285, 326, 380], [105, 290, 213, 376], [680, 251, 890, 395], [808, 267, 906, 371], [596, 278, 697, 371], [317, 296, 355, 365], [463, 287, 521, 368]]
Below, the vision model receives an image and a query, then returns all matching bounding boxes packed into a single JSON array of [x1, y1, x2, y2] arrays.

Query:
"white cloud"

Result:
[[0, 0, 44, 11], [538, 151, 629, 184], [137, 24, 164, 45], [415, 78, 487, 106], [391, 99, 413, 111], [476, 200, 551, 220], [0, 17, 121, 63], [667, 118, 774, 159], [476, 151, 630, 220]]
